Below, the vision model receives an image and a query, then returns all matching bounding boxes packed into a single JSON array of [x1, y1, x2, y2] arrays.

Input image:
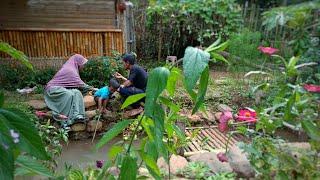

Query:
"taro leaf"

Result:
[[138, 151, 161, 180], [95, 120, 133, 150], [121, 93, 146, 109], [0, 143, 14, 180], [183, 47, 210, 92], [0, 42, 33, 70], [301, 120, 320, 141], [166, 67, 181, 97], [192, 66, 209, 114], [0, 108, 49, 160], [119, 155, 137, 180], [15, 155, 55, 178], [145, 67, 170, 118]]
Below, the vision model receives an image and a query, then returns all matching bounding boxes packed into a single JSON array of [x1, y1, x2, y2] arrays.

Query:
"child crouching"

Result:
[[94, 79, 120, 113]]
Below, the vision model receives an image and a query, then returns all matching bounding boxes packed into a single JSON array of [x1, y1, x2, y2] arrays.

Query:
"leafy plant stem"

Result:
[[225, 133, 232, 154], [126, 114, 145, 154]]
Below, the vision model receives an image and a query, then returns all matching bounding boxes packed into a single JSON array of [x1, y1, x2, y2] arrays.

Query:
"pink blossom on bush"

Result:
[[217, 152, 228, 162], [258, 46, 279, 55], [303, 84, 320, 93]]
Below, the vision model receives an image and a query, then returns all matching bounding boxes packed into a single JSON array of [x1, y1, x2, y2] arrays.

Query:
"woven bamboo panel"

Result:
[[184, 127, 248, 153], [0, 29, 124, 59]]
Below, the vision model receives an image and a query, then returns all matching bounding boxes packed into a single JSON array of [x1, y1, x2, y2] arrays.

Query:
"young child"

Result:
[[94, 79, 120, 113]]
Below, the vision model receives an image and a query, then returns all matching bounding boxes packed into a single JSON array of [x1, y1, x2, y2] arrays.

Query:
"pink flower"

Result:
[[218, 111, 233, 132], [217, 152, 228, 162], [258, 46, 279, 56], [236, 108, 257, 123], [303, 84, 320, 93]]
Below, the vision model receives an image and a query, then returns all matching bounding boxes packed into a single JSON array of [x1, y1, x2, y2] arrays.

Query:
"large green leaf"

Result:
[[192, 66, 209, 114], [15, 155, 55, 178], [119, 156, 137, 180], [145, 67, 170, 118], [206, 40, 229, 52], [0, 144, 14, 180], [0, 108, 49, 160], [0, 42, 33, 70], [205, 36, 221, 50], [139, 151, 161, 180], [301, 121, 320, 141], [95, 120, 132, 149], [121, 93, 146, 109], [166, 67, 181, 97], [183, 47, 210, 92]]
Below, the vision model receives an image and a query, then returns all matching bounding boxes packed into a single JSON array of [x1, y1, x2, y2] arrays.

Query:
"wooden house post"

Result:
[[117, 0, 136, 53]]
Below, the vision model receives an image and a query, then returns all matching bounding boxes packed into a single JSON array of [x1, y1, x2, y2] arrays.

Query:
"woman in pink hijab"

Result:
[[44, 54, 92, 127]]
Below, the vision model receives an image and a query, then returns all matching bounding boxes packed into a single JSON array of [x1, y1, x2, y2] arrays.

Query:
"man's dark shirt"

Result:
[[128, 64, 148, 90]]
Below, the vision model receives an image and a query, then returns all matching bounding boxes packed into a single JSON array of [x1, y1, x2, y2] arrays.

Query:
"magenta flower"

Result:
[[303, 84, 320, 93], [218, 111, 233, 132], [236, 108, 257, 123], [96, 160, 104, 168], [217, 152, 228, 162], [10, 129, 19, 144], [258, 46, 279, 56]]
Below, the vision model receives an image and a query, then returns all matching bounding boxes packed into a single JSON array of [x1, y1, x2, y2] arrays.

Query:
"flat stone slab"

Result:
[[27, 100, 47, 110], [189, 152, 233, 173], [157, 155, 188, 175], [228, 144, 255, 178], [83, 95, 96, 108]]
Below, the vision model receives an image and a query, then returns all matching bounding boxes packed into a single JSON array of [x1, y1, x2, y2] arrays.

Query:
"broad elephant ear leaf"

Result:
[[145, 67, 170, 118], [183, 47, 210, 93]]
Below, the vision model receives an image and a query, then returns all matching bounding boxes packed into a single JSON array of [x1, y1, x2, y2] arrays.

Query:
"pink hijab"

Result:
[[46, 54, 88, 90]]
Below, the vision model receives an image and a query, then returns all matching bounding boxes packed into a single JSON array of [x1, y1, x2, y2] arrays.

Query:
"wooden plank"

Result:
[[0, 27, 122, 32], [203, 129, 226, 148], [210, 128, 237, 145], [197, 130, 218, 149], [185, 131, 201, 151], [200, 130, 221, 149]]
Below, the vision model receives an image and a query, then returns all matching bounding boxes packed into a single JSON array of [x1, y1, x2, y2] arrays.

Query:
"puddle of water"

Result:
[[56, 137, 122, 172]]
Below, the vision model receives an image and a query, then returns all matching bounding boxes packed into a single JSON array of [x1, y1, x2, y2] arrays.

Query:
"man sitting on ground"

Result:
[[114, 53, 148, 101]]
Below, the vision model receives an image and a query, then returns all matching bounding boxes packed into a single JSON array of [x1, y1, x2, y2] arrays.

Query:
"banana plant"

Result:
[[204, 37, 230, 65]]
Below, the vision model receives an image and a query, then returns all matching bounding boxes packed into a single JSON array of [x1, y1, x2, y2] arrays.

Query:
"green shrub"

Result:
[[228, 29, 264, 71], [0, 64, 56, 90], [80, 55, 125, 88]]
